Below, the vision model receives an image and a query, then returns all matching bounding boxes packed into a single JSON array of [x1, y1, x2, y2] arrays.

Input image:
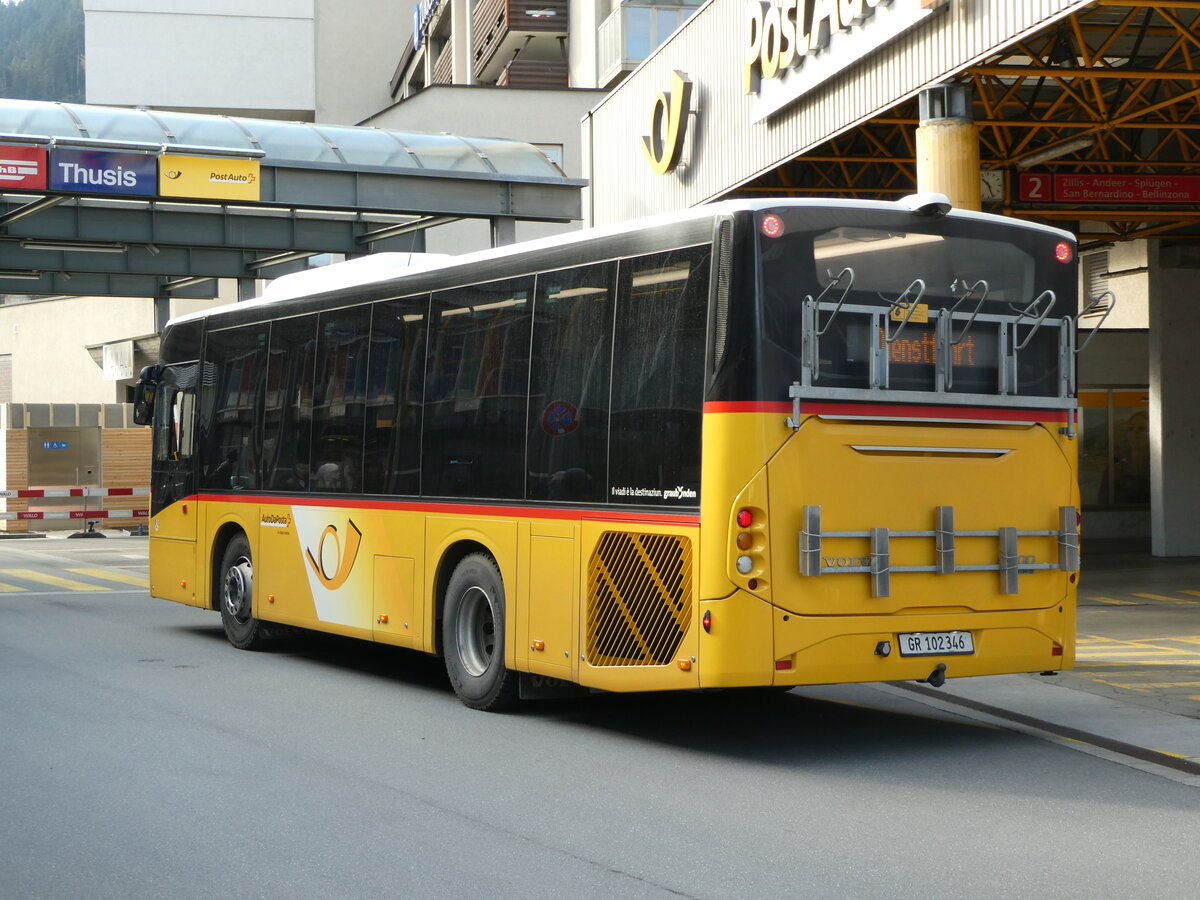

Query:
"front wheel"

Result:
[[443, 554, 518, 711], [218, 534, 273, 650]]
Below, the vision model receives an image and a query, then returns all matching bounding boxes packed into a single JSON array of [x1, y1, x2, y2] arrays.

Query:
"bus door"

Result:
[[149, 362, 203, 607]]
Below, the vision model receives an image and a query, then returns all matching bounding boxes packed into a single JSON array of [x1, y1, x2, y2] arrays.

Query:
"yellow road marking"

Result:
[[1133, 592, 1199, 605], [0, 581, 26, 592], [66, 567, 149, 588], [1087, 596, 1139, 605], [1079, 659, 1200, 667], [0, 568, 111, 591], [1181, 590, 1200, 598]]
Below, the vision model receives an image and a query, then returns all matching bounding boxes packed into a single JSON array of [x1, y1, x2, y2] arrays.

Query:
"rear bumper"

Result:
[[771, 603, 1074, 686]]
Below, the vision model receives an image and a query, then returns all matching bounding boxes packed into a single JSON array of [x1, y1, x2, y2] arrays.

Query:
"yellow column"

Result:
[[915, 85, 981, 212]]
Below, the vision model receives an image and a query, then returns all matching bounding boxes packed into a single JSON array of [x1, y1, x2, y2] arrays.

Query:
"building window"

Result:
[[1079, 388, 1150, 508]]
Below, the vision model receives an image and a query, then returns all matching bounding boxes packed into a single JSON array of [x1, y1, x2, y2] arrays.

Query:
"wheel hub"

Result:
[[456, 585, 496, 677], [223, 558, 252, 622]]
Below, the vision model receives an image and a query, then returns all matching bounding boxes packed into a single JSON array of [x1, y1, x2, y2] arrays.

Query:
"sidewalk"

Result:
[[905, 545, 1200, 778]]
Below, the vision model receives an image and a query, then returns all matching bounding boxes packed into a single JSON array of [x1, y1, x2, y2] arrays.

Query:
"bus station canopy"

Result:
[[0, 99, 585, 298]]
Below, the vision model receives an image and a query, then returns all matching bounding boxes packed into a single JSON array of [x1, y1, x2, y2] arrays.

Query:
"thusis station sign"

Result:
[[745, 0, 945, 121], [49, 147, 157, 195]]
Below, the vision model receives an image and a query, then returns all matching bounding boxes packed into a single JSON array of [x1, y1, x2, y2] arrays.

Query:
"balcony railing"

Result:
[[597, 1, 699, 89], [432, 42, 454, 84], [473, 0, 568, 83], [499, 58, 569, 88]]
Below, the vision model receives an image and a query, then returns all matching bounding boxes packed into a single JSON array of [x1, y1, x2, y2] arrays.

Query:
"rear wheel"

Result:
[[218, 534, 272, 650], [443, 554, 518, 711]]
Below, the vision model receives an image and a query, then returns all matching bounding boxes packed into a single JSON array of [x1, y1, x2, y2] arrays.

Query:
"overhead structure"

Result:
[[0, 99, 585, 298], [742, 2, 1200, 246]]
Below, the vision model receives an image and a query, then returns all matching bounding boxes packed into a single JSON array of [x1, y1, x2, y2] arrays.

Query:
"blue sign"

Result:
[[49, 148, 157, 196], [42, 441, 69, 450]]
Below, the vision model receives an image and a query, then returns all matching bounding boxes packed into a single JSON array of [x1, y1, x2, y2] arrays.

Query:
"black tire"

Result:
[[217, 534, 272, 650], [443, 553, 518, 711]]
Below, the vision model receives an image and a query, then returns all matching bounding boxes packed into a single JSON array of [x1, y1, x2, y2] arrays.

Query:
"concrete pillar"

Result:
[[915, 85, 981, 212], [452, 0, 473, 84], [1148, 242, 1200, 556]]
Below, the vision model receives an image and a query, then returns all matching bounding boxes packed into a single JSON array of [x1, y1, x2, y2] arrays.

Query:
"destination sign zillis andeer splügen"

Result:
[[49, 148, 157, 196]]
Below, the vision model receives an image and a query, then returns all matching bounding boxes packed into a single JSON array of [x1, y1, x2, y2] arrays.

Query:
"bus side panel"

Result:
[[697, 410, 788, 605], [525, 520, 578, 680], [148, 499, 202, 607], [577, 520, 700, 693], [697, 590, 775, 688]]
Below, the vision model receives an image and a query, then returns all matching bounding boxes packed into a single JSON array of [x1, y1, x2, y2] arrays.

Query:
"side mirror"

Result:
[[132, 365, 159, 426]]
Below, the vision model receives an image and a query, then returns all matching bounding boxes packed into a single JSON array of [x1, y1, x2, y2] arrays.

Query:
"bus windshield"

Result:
[[758, 209, 1077, 399]]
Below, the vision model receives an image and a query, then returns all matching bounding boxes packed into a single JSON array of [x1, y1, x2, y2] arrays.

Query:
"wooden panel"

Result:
[[2, 430, 28, 532], [472, 0, 568, 79], [101, 428, 150, 525], [500, 59, 568, 88]]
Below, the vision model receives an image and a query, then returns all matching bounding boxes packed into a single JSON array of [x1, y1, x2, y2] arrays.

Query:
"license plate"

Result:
[[897, 631, 975, 657]]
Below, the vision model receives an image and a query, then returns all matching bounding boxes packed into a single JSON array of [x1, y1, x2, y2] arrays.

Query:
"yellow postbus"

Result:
[[135, 195, 1088, 709]]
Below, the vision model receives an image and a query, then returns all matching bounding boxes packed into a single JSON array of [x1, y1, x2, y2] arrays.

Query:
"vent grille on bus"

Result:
[[586, 532, 693, 666]]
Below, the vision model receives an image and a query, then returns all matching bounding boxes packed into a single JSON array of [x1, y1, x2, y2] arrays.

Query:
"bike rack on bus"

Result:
[[800, 267, 855, 387], [798, 504, 1080, 598], [937, 279, 989, 390]]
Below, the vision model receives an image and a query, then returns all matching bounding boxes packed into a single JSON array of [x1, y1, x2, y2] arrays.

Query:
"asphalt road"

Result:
[[2, 536, 1199, 899]]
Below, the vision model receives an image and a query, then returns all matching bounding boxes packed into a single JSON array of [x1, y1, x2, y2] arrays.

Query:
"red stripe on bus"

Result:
[[704, 400, 1070, 422], [703, 401, 792, 413], [191, 494, 701, 526]]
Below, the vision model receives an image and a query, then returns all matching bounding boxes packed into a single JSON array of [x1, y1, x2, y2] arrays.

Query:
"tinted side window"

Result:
[[159, 319, 203, 363], [311, 306, 372, 494], [363, 296, 428, 496], [423, 277, 533, 499], [608, 246, 709, 506], [527, 263, 615, 503], [199, 325, 268, 490], [263, 315, 317, 491]]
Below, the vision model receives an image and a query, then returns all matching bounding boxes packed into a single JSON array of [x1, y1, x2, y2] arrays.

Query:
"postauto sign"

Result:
[[49, 148, 157, 196]]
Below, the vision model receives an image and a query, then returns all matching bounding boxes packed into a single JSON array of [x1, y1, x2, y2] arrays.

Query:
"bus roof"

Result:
[[166, 196, 1076, 328]]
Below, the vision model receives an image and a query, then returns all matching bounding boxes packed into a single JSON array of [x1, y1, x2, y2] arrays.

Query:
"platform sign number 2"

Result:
[[1018, 173, 1051, 202]]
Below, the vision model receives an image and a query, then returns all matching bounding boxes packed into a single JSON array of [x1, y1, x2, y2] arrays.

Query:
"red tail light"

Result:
[[737, 509, 753, 527]]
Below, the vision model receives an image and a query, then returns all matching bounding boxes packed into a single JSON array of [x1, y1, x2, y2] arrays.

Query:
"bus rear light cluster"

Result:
[[732, 505, 766, 590]]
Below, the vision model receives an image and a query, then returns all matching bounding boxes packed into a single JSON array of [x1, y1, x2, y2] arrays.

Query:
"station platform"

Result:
[[894, 543, 1200, 780]]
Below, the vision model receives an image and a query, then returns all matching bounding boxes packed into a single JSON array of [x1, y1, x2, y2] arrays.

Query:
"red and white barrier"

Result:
[[0, 508, 149, 521], [0, 487, 149, 499]]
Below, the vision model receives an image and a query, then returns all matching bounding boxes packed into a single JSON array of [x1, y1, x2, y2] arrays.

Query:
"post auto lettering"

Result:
[[744, 0, 892, 93]]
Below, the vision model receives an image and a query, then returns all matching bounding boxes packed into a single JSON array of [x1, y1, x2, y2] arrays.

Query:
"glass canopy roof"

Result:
[[0, 99, 565, 180]]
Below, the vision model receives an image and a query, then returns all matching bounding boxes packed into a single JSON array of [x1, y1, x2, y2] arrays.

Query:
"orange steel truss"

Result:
[[742, 2, 1200, 247]]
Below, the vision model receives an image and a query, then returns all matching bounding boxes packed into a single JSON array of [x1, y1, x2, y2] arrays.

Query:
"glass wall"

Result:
[[1079, 389, 1150, 508]]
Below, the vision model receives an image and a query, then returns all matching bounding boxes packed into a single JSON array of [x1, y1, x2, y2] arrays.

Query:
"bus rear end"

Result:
[[701, 199, 1081, 689]]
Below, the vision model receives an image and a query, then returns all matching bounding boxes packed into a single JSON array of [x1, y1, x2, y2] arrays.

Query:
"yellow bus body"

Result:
[[150, 406, 1076, 694]]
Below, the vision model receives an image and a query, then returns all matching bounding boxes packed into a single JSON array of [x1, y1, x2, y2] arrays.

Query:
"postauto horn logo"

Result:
[[305, 519, 363, 590]]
